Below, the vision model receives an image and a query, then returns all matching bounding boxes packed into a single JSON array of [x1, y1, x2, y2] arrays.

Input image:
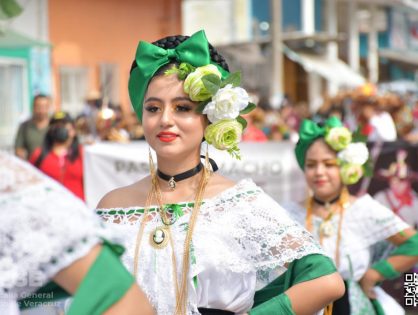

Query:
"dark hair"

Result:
[[33, 94, 50, 105], [34, 112, 81, 168], [129, 35, 229, 75]]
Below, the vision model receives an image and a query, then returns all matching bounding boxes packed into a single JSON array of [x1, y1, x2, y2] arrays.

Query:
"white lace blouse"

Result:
[[0, 151, 115, 314], [97, 179, 324, 314], [283, 195, 409, 281]]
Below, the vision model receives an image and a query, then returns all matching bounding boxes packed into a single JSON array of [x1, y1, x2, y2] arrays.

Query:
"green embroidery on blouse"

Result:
[[96, 189, 259, 217]]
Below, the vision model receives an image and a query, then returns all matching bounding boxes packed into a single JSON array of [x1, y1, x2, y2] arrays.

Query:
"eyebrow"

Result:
[[306, 158, 338, 163], [144, 96, 193, 104]]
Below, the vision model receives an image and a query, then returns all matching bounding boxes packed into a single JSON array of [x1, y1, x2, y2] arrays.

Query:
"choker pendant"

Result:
[[157, 162, 204, 191], [168, 177, 176, 190], [150, 226, 170, 249]]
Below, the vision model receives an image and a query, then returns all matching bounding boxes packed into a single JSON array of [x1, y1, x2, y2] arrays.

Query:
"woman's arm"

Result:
[[250, 254, 345, 315], [53, 244, 154, 315], [285, 272, 345, 315], [360, 228, 418, 298]]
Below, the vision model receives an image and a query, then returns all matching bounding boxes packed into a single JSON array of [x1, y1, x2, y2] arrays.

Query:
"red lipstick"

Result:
[[157, 132, 178, 143]]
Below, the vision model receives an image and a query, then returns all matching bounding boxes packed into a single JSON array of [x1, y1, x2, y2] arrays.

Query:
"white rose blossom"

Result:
[[203, 84, 249, 123], [338, 142, 369, 165]]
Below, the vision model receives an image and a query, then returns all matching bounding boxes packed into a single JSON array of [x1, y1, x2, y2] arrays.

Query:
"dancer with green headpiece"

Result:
[[284, 116, 418, 314], [96, 30, 345, 315]]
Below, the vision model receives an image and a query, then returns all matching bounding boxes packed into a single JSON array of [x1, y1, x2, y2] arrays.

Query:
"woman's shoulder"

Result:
[[96, 176, 151, 209], [204, 174, 261, 201], [345, 193, 398, 223], [348, 193, 383, 211], [204, 173, 236, 198]]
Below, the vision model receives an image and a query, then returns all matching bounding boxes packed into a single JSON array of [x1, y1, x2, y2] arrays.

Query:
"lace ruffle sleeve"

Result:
[[194, 180, 324, 289], [0, 152, 114, 301]]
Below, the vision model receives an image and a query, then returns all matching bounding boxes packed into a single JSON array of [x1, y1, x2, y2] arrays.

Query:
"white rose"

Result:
[[203, 84, 249, 123], [338, 142, 369, 165]]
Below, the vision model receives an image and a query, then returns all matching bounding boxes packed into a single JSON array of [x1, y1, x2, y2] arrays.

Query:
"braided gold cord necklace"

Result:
[[305, 187, 351, 315], [133, 154, 211, 315]]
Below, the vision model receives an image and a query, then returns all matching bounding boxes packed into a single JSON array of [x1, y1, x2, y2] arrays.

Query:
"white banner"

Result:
[[83, 141, 307, 209]]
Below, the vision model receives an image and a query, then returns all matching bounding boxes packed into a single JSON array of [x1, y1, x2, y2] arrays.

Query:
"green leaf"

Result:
[[221, 72, 241, 87], [237, 116, 248, 130], [363, 159, 374, 178], [202, 74, 221, 95], [177, 63, 195, 80], [240, 102, 256, 115], [195, 101, 208, 114], [0, 0, 23, 19], [164, 65, 180, 76], [352, 126, 368, 143], [164, 63, 195, 80], [227, 146, 241, 160]]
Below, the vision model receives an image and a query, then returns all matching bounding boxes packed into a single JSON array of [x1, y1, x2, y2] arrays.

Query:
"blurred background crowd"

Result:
[[3, 0, 418, 206]]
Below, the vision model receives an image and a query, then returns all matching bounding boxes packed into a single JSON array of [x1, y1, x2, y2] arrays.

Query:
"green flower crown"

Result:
[[128, 30, 255, 160], [296, 117, 371, 185]]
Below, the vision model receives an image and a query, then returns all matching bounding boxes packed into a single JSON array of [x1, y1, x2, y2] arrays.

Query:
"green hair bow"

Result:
[[295, 116, 343, 169], [128, 30, 229, 121]]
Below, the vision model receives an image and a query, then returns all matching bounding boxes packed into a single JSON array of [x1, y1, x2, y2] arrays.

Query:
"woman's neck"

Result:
[[153, 154, 204, 202], [312, 189, 343, 205], [156, 154, 201, 177], [52, 143, 69, 156]]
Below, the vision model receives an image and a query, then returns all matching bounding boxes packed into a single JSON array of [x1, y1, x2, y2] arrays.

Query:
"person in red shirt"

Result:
[[30, 112, 85, 200], [242, 107, 268, 142]]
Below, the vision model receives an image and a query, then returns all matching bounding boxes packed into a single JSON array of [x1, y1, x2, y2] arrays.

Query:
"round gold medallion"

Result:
[[319, 221, 334, 237], [150, 226, 170, 249]]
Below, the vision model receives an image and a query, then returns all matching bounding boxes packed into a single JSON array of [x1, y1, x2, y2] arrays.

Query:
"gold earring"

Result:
[[339, 186, 350, 209], [148, 147, 156, 180], [204, 143, 212, 174]]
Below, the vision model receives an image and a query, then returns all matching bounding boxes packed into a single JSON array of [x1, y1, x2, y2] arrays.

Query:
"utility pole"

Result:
[[326, 0, 338, 96], [270, 0, 283, 108], [368, 4, 379, 83], [348, 0, 360, 73], [302, 0, 315, 35]]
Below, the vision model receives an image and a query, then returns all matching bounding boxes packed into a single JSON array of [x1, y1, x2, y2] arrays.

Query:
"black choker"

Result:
[[313, 194, 341, 206], [158, 162, 203, 190]]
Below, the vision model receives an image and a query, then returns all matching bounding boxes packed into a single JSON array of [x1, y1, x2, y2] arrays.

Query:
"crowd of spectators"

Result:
[[243, 84, 418, 144], [13, 84, 418, 203]]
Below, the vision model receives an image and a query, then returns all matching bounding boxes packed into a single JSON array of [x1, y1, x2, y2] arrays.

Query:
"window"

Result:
[[99, 63, 120, 106], [59, 66, 89, 117], [0, 58, 29, 149]]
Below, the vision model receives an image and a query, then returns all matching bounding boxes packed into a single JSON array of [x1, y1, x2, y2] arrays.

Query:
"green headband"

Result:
[[128, 30, 229, 121], [294, 116, 343, 169]]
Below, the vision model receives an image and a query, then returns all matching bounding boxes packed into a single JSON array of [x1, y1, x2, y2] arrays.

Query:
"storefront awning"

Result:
[[379, 48, 418, 67], [284, 47, 366, 87], [0, 29, 50, 48]]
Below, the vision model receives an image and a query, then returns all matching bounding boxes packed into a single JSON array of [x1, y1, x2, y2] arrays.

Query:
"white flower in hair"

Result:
[[203, 84, 249, 123], [338, 142, 369, 165]]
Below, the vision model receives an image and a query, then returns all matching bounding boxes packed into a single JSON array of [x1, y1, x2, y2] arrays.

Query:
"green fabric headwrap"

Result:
[[294, 116, 343, 169], [128, 29, 229, 121]]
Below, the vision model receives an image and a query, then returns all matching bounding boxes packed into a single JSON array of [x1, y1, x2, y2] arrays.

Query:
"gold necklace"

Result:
[[306, 187, 350, 315], [305, 186, 350, 267], [133, 161, 210, 315]]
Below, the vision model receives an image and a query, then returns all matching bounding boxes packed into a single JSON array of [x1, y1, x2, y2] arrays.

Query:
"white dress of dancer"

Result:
[[0, 151, 117, 315], [283, 195, 409, 315], [97, 179, 325, 314]]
